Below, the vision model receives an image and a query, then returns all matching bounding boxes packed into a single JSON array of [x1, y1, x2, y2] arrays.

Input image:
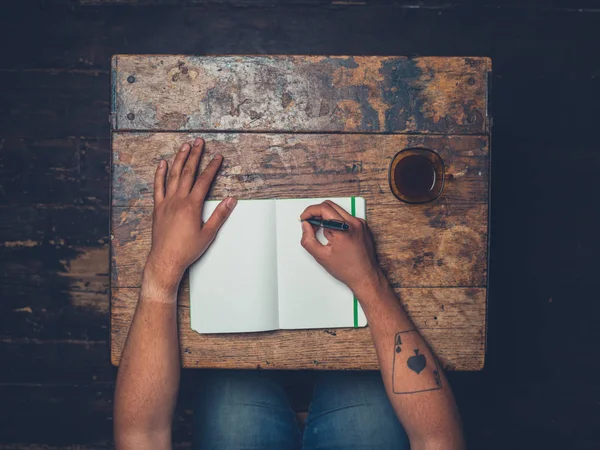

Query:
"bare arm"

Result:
[[114, 139, 237, 449], [300, 200, 465, 450]]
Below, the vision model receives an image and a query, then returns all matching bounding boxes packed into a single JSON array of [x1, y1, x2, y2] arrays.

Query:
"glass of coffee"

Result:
[[389, 148, 445, 204]]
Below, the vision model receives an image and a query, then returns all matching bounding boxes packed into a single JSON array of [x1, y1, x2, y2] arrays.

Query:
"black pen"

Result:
[[303, 218, 349, 231]]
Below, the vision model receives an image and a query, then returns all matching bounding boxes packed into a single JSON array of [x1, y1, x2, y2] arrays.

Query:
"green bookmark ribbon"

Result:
[[351, 196, 358, 328]]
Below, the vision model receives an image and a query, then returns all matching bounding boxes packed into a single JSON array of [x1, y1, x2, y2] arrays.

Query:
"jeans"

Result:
[[194, 370, 410, 450]]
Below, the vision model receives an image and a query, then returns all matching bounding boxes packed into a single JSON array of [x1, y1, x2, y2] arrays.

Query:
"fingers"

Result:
[[323, 200, 355, 222], [300, 202, 344, 222], [166, 143, 191, 196], [203, 197, 238, 237], [154, 160, 167, 204], [301, 220, 325, 257], [323, 200, 363, 231], [178, 138, 204, 194], [190, 154, 224, 202]]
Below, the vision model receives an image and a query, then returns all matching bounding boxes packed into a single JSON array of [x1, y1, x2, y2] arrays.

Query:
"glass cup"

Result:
[[389, 148, 445, 204]]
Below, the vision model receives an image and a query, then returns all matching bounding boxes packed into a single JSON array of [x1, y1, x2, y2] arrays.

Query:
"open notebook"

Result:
[[189, 197, 367, 333]]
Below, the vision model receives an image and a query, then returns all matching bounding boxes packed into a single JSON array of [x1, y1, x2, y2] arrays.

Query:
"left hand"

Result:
[[145, 138, 237, 294]]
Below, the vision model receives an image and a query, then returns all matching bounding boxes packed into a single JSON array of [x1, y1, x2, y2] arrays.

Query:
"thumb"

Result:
[[300, 220, 323, 256], [203, 197, 237, 235]]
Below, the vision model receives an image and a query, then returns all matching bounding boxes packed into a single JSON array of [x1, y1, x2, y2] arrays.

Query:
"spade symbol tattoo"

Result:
[[395, 334, 402, 353], [407, 349, 427, 374]]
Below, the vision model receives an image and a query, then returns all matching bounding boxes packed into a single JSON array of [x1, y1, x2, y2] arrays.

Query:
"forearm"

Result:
[[114, 262, 181, 450], [355, 272, 465, 450]]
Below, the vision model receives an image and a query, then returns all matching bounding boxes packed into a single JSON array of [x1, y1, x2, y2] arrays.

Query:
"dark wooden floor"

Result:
[[1, 0, 600, 448]]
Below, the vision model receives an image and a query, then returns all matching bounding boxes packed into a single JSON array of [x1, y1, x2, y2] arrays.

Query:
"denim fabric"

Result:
[[194, 370, 409, 450], [303, 371, 410, 450], [194, 371, 301, 450]]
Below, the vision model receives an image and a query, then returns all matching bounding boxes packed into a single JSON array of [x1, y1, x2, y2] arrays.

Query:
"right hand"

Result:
[[300, 200, 384, 295]]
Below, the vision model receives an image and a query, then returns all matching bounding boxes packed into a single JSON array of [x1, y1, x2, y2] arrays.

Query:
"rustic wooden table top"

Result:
[[110, 55, 491, 371]]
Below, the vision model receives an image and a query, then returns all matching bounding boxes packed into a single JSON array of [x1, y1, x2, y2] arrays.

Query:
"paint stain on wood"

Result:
[[114, 55, 490, 134]]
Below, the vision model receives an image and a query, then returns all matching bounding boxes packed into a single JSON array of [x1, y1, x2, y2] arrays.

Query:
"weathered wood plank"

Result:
[[0, 445, 115, 450], [112, 203, 487, 289], [111, 132, 489, 207], [0, 340, 114, 384], [77, 0, 600, 10], [0, 138, 109, 206], [0, 70, 109, 138], [0, 384, 194, 445], [81, 0, 324, 4], [0, 251, 109, 340], [1, 230, 109, 341], [110, 132, 488, 289], [0, 444, 191, 449], [3, 3, 600, 83], [113, 55, 490, 134], [0, 206, 108, 245], [0, 385, 114, 444], [111, 286, 486, 370]]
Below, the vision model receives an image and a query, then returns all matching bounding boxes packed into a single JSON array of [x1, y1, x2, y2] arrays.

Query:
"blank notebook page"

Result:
[[189, 200, 279, 333], [275, 197, 367, 330]]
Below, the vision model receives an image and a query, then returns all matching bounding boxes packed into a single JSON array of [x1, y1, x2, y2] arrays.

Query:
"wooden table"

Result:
[[110, 55, 491, 371]]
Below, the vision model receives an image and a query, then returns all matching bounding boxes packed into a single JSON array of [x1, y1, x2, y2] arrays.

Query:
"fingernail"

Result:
[[213, 153, 223, 161], [159, 160, 165, 168], [180, 144, 189, 152], [226, 197, 237, 209], [194, 138, 203, 146]]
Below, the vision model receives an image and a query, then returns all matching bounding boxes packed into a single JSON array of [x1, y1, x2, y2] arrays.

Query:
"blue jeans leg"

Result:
[[194, 370, 301, 450], [303, 371, 410, 450]]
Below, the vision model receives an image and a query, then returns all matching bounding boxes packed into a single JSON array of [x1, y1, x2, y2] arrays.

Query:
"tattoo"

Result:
[[407, 349, 426, 374], [392, 330, 443, 394]]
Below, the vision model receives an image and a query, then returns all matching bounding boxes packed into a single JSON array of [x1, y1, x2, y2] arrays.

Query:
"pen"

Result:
[[304, 218, 349, 231]]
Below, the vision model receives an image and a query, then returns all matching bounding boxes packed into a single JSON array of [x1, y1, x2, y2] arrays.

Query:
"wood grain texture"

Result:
[[112, 203, 487, 289], [0, 205, 109, 342], [0, 70, 109, 138], [112, 132, 489, 207], [0, 138, 109, 206], [111, 286, 486, 370], [113, 55, 490, 134], [0, 445, 190, 450], [0, 244, 109, 341], [79, 0, 600, 8], [111, 132, 489, 288], [0, 383, 194, 445], [0, 339, 113, 384], [3, 5, 599, 79]]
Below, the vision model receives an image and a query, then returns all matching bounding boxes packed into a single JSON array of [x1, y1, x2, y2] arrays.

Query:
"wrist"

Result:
[[350, 268, 389, 304], [143, 254, 183, 298]]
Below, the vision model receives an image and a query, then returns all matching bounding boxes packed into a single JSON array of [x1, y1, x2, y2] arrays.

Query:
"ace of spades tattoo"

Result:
[[392, 330, 443, 394]]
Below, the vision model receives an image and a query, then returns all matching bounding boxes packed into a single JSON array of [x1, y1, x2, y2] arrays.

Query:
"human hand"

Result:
[[145, 138, 237, 294], [300, 200, 384, 297]]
